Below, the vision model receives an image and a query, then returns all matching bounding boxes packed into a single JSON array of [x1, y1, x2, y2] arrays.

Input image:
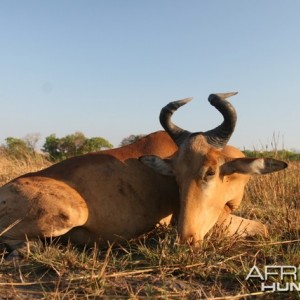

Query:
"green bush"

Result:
[[42, 132, 113, 161]]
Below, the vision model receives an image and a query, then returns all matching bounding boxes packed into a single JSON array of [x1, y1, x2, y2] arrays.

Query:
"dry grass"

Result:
[[0, 154, 300, 299], [0, 153, 50, 186]]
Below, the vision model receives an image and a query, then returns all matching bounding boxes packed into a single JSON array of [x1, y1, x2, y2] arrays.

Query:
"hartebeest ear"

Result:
[[221, 158, 288, 176], [139, 155, 174, 176]]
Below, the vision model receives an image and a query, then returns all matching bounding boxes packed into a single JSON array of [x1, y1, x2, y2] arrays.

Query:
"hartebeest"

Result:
[[0, 93, 287, 252], [140, 92, 287, 245]]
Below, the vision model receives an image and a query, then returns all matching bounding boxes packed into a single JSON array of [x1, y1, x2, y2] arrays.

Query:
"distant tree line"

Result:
[[0, 132, 146, 162], [0, 132, 113, 162], [1, 132, 299, 162]]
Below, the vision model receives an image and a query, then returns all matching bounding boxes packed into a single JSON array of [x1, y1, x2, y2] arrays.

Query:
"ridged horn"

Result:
[[159, 97, 193, 146], [204, 92, 238, 148]]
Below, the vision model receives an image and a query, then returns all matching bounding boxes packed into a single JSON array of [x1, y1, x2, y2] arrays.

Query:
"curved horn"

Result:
[[159, 97, 193, 146], [204, 92, 238, 148]]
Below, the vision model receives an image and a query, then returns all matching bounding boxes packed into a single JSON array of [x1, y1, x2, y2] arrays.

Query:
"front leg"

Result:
[[216, 206, 268, 237]]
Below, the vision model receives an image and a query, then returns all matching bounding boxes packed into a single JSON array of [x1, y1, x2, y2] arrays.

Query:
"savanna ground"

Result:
[[0, 152, 299, 299]]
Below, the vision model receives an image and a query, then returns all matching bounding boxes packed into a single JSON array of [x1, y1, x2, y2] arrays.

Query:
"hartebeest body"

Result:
[[0, 132, 180, 249], [0, 93, 287, 251]]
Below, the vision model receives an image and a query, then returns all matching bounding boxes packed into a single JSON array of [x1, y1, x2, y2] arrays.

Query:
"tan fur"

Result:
[[173, 135, 267, 244], [0, 131, 268, 249]]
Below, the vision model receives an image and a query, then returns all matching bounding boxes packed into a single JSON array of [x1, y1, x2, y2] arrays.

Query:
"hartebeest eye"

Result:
[[198, 167, 216, 183], [205, 168, 216, 178]]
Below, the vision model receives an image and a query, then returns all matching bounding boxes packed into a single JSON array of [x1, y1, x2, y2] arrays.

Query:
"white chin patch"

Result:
[[250, 159, 265, 174]]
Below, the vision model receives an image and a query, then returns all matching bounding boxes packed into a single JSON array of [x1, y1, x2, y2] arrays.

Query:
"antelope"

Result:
[[0, 93, 287, 253]]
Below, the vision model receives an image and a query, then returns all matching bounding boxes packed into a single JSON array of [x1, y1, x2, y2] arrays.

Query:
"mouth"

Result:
[[225, 202, 239, 212]]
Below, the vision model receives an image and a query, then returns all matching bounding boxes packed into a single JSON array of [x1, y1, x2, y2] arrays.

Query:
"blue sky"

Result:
[[0, 1, 299, 150]]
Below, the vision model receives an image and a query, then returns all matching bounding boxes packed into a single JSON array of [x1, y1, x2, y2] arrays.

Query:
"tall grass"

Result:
[[0, 153, 299, 299], [0, 152, 50, 186]]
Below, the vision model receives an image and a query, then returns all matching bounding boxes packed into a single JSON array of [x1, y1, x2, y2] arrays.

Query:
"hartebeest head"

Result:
[[141, 93, 288, 246]]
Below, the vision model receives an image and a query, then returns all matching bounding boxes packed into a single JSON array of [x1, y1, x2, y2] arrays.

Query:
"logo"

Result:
[[246, 265, 300, 292]]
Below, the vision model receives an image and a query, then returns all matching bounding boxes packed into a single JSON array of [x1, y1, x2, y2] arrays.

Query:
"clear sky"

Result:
[[1, 1, 299, 151]]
